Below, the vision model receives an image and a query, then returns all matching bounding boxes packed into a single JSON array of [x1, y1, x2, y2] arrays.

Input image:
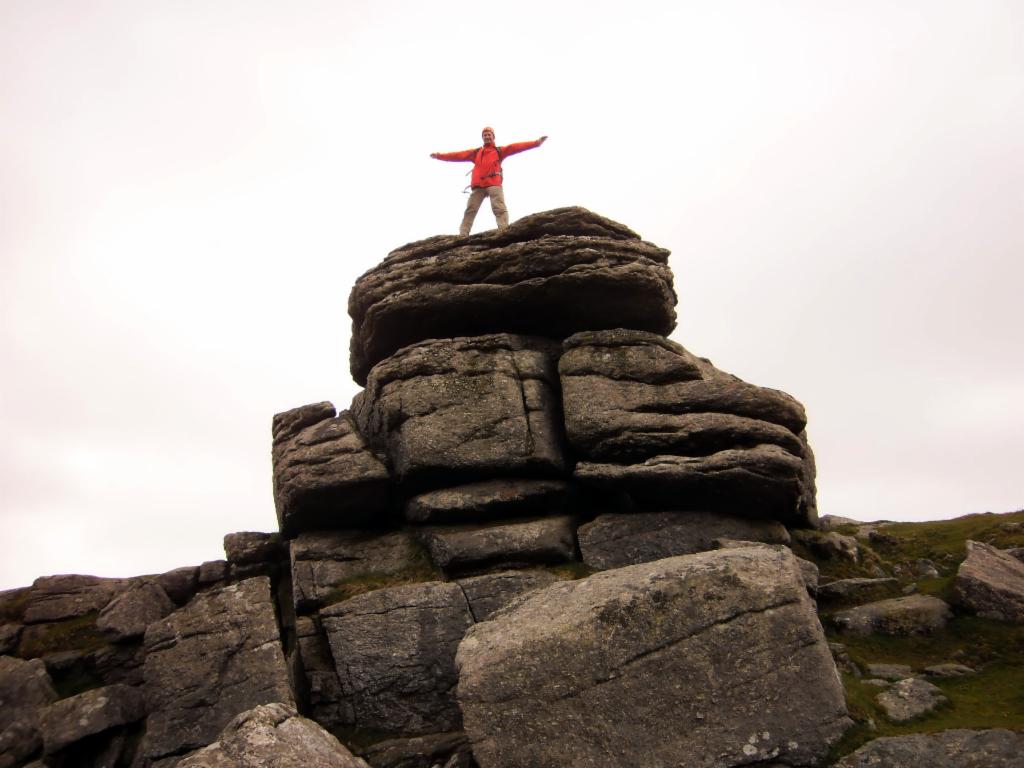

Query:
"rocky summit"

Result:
[[2, 207, 1022, 768]]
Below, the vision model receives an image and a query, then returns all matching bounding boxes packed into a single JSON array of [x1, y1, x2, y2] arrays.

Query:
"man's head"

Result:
[[481, 127, 495, 145]]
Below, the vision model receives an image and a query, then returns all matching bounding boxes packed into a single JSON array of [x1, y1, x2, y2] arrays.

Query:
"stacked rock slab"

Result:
[[273, 207, 817, 538], [351, 334, 566, 486], [346, 207, 677, 385], [562, 329, 816, 524]]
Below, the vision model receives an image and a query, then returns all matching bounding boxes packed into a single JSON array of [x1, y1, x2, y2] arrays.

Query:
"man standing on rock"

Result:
[[431, 127, 547, 236]]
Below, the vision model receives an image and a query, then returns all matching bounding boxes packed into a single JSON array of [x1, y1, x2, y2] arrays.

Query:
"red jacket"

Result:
[[433, 139, 543, 188]]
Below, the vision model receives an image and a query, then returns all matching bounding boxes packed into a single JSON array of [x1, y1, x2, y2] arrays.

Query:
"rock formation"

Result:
[[953, 539, 1024, 622], [5, 208, 1018, 767]]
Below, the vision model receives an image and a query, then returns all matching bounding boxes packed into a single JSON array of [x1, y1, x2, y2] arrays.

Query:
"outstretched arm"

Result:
[[430, 148, 477, 161], [499, 136, 548, 158]]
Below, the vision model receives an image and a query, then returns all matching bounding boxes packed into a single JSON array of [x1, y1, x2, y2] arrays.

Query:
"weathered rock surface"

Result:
[[321, 581, 474, 737], [96, 578, 175, 642], [272, 402, 390, 536], [711, 541, 809, 588], [199, 559, 228, 586], [142, 577, 294, 761], [561, 330, 815, 525], [818, 514, 866, 531], [38, 683, 146, 755], [924, 663, 976, 678], [0, 657, 56, 768], [575, 446, 809, 524], [0, 718, 42, 768], [560, 330, 807, 456], [404, 479, 572, 524], [865, 663, 914, 681], [348, 207, 676, 384], [419, 516, 578, 574], [223, 532, 284, 566], [358, 732, 470, 768], [31, 642, 146, 693], [835, 728, 1024, 767], [176, 702, 370, 768], [157, 566, 200, 606], [0, 624, 20, 655], [817, 577, 901, 605], [289, 529, 429, 614], [793, 555, 820, 594], [353, 335, 566, 485], [832, 595, 953, 636], [953, 540, 1024, 622], [875, 678, 948, 723], [0, 657, 57, 731], [577, 510, 790, 570], [293, 616, 346, 728], [793, 529, 861, 561], [456, 547, 850, 768], [22, 574, 128, 625], [456, 570, 559, 621]]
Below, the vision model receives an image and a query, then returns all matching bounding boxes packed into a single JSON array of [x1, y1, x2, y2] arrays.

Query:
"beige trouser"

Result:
[[460, 185, 508, 236]]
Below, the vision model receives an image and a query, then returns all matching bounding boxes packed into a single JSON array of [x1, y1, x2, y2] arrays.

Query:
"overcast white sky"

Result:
[[2, 1, 1021, 590]]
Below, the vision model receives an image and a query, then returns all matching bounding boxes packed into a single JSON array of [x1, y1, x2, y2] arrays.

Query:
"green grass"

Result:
[[833, 616, 1024, 670], [797, 511, 1024, 587], [812, 511, 1024, 758], [827, 616, 1024, 758], [867, 511, 1024, 568], [790, 534, 889, 582]]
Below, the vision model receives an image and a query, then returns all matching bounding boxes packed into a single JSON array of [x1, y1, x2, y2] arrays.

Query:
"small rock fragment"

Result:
[[875, 678, 948, 723]]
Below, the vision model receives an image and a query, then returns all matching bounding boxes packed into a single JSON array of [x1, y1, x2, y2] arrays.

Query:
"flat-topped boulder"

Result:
[[353, 335, 566, 486], [348, 207, 676, 384]]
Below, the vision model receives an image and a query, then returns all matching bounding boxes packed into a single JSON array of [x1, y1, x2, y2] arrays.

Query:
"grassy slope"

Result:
[[800, 510, 1024, 760]]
